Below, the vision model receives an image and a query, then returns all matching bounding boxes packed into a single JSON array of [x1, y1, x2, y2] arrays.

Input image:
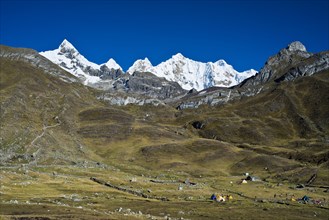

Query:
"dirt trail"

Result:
[[29, 122, 61, 147]]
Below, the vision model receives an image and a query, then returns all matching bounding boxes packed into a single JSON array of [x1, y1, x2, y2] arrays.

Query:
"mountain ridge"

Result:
[[40, 39, 257, 91]]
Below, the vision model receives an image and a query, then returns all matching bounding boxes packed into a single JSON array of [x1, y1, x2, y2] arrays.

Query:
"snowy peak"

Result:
[[59, 39, 76, 51], [127, 58, 154, 74], [172, 53, 186, 60], [40, 39, 122, 85], [57, 39, 82, 59], [141, 57, 152, 66], [104, 58, 122, 70]]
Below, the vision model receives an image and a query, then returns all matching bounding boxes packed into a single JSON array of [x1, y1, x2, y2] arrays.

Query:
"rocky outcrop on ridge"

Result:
[[98, 71, 187, 106]]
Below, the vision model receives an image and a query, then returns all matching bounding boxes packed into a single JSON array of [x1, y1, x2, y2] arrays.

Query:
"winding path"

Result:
[[30, 122, 61, 147]]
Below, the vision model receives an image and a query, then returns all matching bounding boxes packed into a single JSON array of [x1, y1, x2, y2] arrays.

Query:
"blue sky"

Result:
[[1, 0, 328, 71]]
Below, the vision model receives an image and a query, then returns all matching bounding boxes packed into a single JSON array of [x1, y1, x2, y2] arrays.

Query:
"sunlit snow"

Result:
[[127, 53, 257, 91]]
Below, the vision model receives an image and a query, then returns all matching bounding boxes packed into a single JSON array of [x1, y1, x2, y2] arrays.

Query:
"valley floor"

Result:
[[1, 164, 328, 220]]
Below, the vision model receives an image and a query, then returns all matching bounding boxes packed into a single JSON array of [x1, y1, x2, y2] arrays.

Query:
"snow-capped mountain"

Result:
[[40, 39, 122, 85], [128, 53, 257, 91], [40, 39, 256, 91]]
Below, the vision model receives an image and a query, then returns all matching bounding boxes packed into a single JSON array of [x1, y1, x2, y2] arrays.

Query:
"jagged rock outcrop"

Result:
[[287, 41, 307, 52], [126, 72, 186, 99], [98, 71, 187, 105], [99, 93, 164, 106], [85, 65, 123, 80], [243, 41, 312, 87], [274, 52, 329, 82]]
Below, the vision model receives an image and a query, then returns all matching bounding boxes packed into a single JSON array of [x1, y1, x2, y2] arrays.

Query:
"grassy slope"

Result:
[[0, 57, 104, 165]]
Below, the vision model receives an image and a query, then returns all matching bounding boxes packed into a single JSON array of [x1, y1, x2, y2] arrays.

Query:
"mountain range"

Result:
[[40, 39, 257, 91]]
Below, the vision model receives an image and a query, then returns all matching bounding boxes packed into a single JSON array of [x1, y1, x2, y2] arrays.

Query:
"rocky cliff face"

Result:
[[90, 69, 187, 105], [175, 42, 329, 109], [126, 72, 186, 99], [98, 71, 186, 106]]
